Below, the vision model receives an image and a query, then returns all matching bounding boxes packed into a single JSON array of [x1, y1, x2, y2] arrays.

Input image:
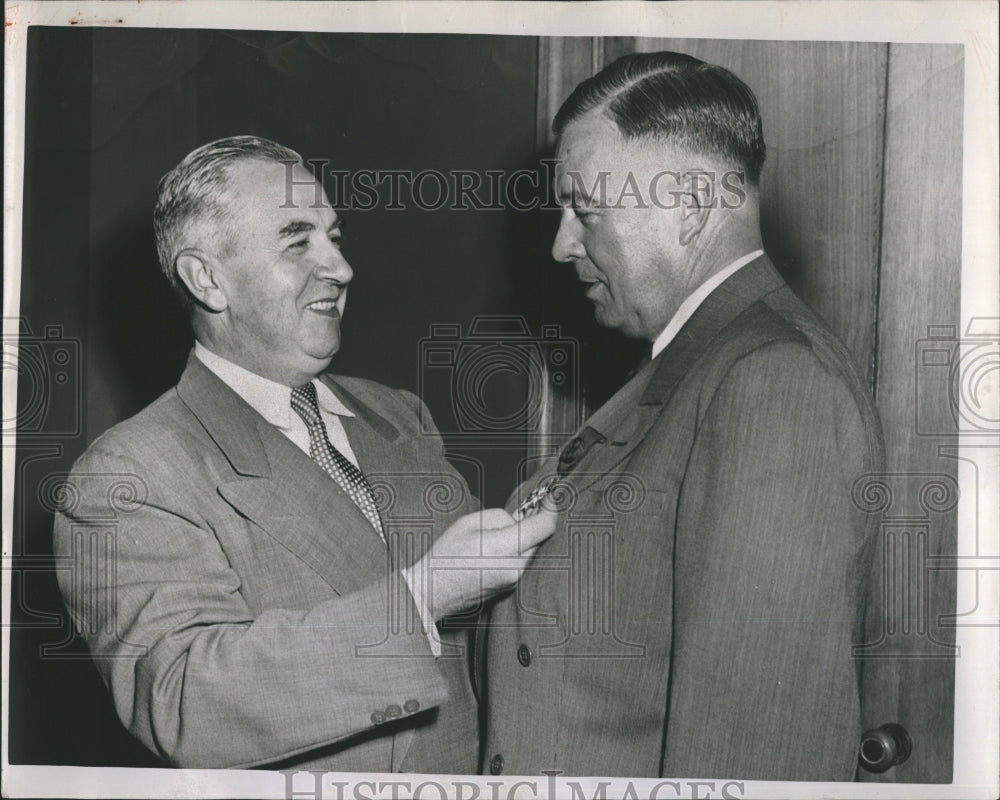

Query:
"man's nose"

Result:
[[551, 209, 585, 263], [315, 243, 353, 286]]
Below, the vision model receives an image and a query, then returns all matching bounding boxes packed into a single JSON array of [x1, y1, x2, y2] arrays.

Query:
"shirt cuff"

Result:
[[401, 565, 442, 658]]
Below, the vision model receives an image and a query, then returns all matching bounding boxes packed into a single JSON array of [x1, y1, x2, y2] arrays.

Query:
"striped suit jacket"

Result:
[[482, 256, 885, 780]]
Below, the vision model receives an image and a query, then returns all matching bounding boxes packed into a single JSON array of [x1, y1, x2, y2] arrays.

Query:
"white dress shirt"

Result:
[[194, 341, 360, 466], [651, 249, 764, 359]]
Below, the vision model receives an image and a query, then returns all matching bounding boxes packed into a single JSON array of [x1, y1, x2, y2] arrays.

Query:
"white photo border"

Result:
[[3, 2, 998, 799]]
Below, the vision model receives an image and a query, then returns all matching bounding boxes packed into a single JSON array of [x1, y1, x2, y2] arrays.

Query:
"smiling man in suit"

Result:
[[53, 135, 554, 772], [482, 52, 884, 781]]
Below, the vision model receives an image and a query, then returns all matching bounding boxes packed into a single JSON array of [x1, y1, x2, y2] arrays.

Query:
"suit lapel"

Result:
[[320, 377, 448, 772], [326, 377, 469, 568], [176, 353, 271, 478], [322, 376, 403, 476], [218, 428, 389, 593], [177, 355, 387, 593], [641, 255, 784, 406], [550, 362, 662, 494], [554, 256, 785, 494]]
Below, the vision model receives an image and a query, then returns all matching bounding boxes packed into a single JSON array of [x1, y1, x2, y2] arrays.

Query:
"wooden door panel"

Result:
[[860, 43, 964, 784]]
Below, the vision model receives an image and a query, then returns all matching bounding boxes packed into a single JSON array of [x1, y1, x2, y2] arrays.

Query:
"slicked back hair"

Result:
[[553, 51, 766, 185], [153, 135, 302, 297]]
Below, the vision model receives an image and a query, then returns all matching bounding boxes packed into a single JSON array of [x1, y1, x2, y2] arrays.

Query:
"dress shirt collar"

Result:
[[193, 342, 354, 430], [650, 249, 765, 360]]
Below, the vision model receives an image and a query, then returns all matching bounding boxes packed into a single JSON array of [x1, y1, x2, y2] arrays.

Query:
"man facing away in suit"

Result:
[[482, 52, 884, 781], [53, 136, 554, 773]]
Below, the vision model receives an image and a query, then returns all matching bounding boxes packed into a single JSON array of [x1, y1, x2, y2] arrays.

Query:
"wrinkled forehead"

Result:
[[206, 159, 340, 251]]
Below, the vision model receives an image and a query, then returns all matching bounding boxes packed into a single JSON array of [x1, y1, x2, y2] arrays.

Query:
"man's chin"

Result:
[[302, 340, 340, 373], [593, 311, 647, 340], [592, 307, 623, 332], [311, 350, 339, 371]]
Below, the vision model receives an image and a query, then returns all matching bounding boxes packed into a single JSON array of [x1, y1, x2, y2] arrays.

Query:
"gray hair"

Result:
[[153, 135, 302, 296]]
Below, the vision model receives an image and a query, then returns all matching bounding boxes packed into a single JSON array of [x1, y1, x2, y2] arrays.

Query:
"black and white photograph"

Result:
[[3, 2, 997, 799]]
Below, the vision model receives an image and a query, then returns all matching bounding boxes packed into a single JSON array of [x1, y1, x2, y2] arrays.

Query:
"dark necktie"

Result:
[[290, 382, 384, 541]]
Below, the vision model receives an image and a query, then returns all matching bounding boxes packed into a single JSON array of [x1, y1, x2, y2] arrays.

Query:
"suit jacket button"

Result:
[[490, 753, 504, 775], [386, 704, 401, 718], [371, 711, 385, 725], [403, 699, 420, 714], [517, 644, 532, 667]]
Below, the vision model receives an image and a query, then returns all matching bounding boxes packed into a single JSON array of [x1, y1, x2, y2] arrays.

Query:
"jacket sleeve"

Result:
[[662, 340, 881, 781], [52, 442, 450, 769]]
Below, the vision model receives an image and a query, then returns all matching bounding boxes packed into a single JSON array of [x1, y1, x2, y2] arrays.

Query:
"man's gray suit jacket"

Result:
[[53, 355, 478, 772], [482, 256, 885, 781]]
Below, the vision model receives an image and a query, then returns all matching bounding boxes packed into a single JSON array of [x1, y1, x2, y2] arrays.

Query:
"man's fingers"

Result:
[[479, 507, 516, 528], [519, 545, 541, 562], [516, 508, 558, 550]]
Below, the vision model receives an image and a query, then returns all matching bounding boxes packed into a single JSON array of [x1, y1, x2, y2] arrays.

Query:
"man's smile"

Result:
[[304, 298, 341, 315]]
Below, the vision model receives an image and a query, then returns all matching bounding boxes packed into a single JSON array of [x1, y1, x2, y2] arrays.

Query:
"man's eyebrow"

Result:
[[556, 185, 595, 207], [278, 220, 316, 238]]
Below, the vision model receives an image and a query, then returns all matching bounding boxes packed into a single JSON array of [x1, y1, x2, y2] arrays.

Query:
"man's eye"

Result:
[[328, 232, 344, 246], [288, 239, 309, 252]]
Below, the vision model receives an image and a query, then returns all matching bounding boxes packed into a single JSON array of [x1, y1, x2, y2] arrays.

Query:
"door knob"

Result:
[[859, 723, 912, 773]]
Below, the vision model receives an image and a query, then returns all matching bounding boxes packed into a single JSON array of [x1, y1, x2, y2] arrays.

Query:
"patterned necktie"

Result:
[[290, 382, 384, 541]]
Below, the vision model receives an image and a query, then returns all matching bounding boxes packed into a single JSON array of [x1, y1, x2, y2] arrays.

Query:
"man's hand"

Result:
[[403, 508, 557, 621]]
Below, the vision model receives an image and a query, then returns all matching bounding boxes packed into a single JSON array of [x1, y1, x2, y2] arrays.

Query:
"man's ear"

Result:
[[175, 249, 228, 312], [677, 171, 714, 246]]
